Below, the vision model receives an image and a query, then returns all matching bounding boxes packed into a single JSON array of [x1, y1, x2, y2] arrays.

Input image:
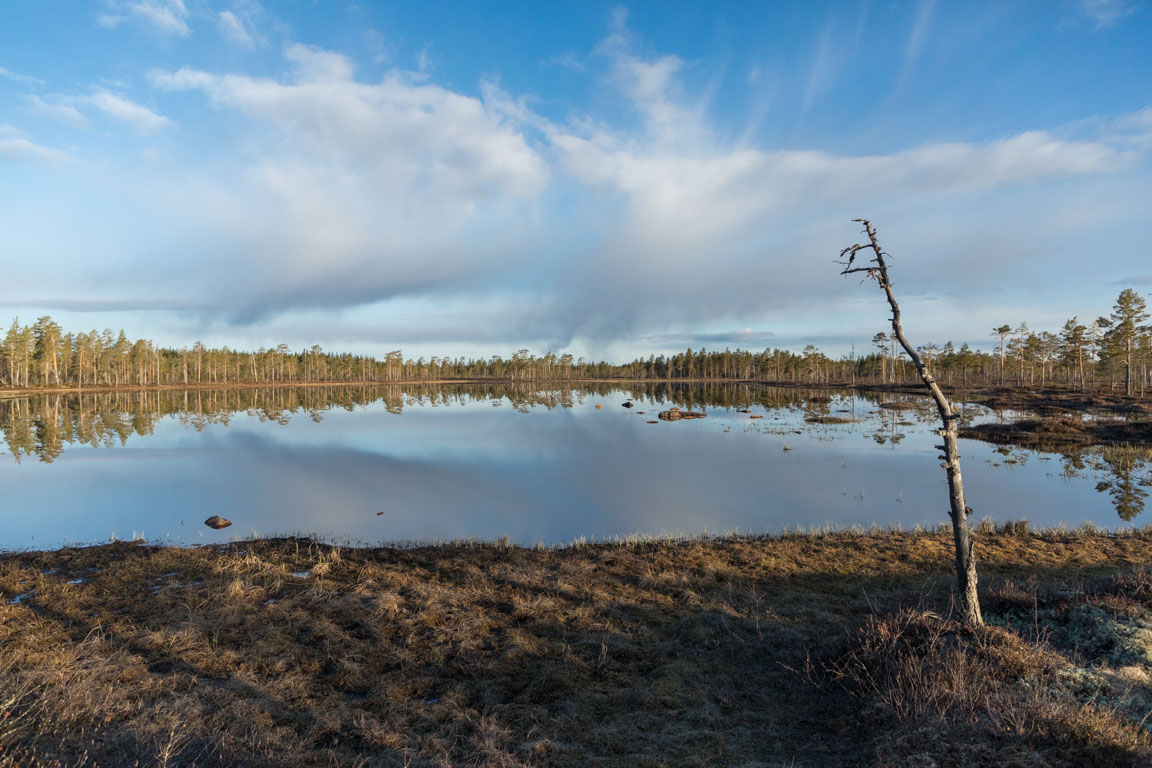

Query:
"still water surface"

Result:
[[0, 384, 1147, 549]]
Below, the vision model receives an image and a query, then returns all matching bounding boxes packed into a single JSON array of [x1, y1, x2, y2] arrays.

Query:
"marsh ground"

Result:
[[3, 529, 1152, 766]]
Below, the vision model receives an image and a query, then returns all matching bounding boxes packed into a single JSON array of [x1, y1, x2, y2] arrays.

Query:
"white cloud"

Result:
[[217, 10, 254, 47], [281, 43, 356, 82], [151, 45, 546, 201], [142, 44, 550, 318], [802, 25, 837, 113], [0, 134, 72, 164], [16, 17, 1145, 356], [0, 66, 44, 87], [21, 91, 168, 132], [26, 95, 89, 128], [594, 11, 707, 147], [905, 0, 935, 66], [98, 0, 190, 37], [1074, 0, 1138, 27], [525, 17, 1145, 343], [125, 22, 1146, 345], [545, 51, 586, 72], [85, 91, 170, 132]]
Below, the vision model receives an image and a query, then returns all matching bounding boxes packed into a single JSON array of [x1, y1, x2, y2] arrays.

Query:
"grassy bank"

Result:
[[3, 529, 1152, 766]]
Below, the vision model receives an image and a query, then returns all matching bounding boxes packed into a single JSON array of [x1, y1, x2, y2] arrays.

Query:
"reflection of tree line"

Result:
[[6, 382, 1144, 522], [0, 383, 892, 464], [991, 442, 1152, 522], [620, 382, 897, 411], [1070, 447, 1152, 522], [1, 386, 381, 464]]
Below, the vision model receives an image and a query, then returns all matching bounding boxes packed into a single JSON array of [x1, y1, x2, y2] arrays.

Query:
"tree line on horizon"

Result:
[[1, 289, 1148, 393]]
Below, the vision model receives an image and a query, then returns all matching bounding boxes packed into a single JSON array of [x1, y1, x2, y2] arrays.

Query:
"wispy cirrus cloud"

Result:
[[22, 90, 168, 132], [217, 9, 259, 48], [85, 90, 170, 132], [0, 126, 72, 163], [905, 0, 936, 66], [98, 0, 190, 37], [25, 95, 89, 128], [0, 65, 44, 87], [1073, 0, 1138, 28]]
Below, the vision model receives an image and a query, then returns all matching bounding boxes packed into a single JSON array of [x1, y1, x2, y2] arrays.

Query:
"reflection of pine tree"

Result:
[[1094, 450, 1150, 522], [33, 415, 63, 463]]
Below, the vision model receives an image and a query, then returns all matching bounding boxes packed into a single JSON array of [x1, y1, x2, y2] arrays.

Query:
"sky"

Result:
[[1, 0, 1150, 363]]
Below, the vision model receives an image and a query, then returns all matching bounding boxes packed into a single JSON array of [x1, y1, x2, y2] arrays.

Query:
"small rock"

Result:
[[647, 420, 658, 424], [749, 414, 763, 420], [658, 407, 706, 421], [204, 515, 232, 530], [622, 401, 634, 408], [595, 403, 602, 409]]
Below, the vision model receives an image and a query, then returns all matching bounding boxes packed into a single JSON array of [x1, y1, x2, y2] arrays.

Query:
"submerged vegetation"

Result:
[[2, 529, 1151, 766]]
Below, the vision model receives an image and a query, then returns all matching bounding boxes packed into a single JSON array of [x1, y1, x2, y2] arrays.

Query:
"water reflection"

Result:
[[1088, 449, 1152, 522], [3, 383, 894, 463], [0, 383, 1147, 548]]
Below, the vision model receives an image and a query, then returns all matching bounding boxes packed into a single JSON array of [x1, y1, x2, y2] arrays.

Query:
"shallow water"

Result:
[[0, 384, 1146, 549]]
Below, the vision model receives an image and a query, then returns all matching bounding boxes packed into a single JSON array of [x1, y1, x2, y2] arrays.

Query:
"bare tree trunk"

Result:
[[1126, 338, 1133, 397], [840, 219, 982, 626]]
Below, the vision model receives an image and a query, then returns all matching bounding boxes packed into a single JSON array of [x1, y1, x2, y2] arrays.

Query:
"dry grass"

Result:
[[827, 604, 1150, 767], [2, 530, 1151, 766]]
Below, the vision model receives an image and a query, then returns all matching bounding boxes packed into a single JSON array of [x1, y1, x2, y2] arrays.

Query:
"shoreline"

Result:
[[4, 519, 1151, 556]]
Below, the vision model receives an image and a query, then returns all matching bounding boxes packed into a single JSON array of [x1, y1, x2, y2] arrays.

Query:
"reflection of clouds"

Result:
[[0, 386, 1145, 548]]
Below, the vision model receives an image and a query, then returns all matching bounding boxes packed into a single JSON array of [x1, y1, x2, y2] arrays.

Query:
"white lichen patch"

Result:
[[1062, 603, 1152, 668]]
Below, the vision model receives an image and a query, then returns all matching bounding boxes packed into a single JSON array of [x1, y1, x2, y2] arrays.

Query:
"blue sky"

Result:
[[1, 0, 1150, 362]]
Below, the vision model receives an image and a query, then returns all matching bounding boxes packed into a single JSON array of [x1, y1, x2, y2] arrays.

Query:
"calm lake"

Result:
[[0, 384, 1147, 550]]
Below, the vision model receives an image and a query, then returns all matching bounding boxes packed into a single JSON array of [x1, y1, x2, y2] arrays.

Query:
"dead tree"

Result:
[[838, 219, 983, 626]]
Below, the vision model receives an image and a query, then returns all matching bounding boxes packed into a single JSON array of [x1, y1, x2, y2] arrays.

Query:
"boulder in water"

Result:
[[204, 516, 232, 530]]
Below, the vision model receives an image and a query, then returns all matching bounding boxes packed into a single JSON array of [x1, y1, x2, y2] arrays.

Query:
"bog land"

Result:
[[3, 528, 1152, 767]]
